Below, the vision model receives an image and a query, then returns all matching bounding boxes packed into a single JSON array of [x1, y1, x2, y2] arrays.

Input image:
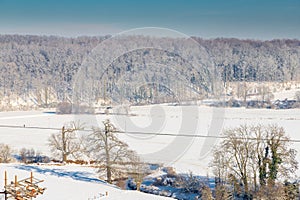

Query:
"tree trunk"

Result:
[[104, 127, 112, 183], [106, 165, 112, 183], [63, 153, 67, 163], [44, 87, 48, 107], [62, 126, 67, 162], [253, 170, 257, 192], [242, 175, 249, 197]]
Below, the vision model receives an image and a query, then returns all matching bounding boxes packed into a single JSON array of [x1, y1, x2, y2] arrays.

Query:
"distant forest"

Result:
[[0, 35, 299, 106]]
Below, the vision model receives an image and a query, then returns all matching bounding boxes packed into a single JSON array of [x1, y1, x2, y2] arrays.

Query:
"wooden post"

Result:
[[15, 175, 17, 187], [4, 171, 7, 200], [14, 175, 18, 199], [4, 171, 7, 188], [136, 181, 141, 191], [30, 172, 33, 184]]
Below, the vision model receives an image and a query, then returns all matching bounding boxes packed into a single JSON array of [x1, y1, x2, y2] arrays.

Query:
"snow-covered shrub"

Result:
[[159, 190, 172, 197], [153, 175, 176, 187], [176, 172, 202, 193], [56, 102, 72, 114], [140, 185, 160, 194], [19, 148, 50, 163], [162, 167, 177, 178], [127, 178, 137, 190]]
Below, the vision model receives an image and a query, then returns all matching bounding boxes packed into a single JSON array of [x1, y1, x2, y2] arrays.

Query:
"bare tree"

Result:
[[221, 125, 253, 197], [127, 156, 147, 191], [214, 184, 232, 200], [176, 171, 203, 194], [250, 125, 266, 190], [0, 143, 13, 163], [210, 148, 231, 187], [19, 148, 36, 163], [48, 121, 83, 162], [200, 185, 213, 200], [83, 119, 137, 183], [258, 85, 274, 102], [254, 184, 287, 200]]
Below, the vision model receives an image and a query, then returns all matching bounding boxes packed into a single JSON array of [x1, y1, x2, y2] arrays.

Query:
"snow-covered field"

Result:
[[0, 105, 300, 199], [0, 164, 171, 200]]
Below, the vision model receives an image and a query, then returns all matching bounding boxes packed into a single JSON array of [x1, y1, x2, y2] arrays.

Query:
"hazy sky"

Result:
[[0, 0, 299, 39]]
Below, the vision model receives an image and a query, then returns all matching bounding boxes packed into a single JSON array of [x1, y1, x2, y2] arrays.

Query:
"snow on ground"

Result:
[[273, 88, 300, 100], [0, 164, 171, 200], [1, 106, 300, 175], [0, 105, 300, 198]]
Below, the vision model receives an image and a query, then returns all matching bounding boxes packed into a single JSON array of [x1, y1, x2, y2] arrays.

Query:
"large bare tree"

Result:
[[48, 121, 83, 162], [83, 119, 138, 183]]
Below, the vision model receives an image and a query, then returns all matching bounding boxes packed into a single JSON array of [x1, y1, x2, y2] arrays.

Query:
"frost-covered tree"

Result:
[[0, 35, 300, 109], [200, 185, 213, 200], [0, 143, 12, 163], [83, 119, 137, 183], [48, 121, 83, 162], [176, 171, 202, 193]]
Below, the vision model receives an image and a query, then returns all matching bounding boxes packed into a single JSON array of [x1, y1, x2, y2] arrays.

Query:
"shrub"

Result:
[[56, 102, 94, 114], [19, 148, 50, 163], [56, 102, 72, 114], [0, 143, 12, 163]]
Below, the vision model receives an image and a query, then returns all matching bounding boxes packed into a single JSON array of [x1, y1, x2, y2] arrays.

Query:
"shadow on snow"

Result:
[[14, 165, 117, 187]]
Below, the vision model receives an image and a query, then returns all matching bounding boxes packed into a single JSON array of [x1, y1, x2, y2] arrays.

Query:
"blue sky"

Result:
[[0, 0, 299, 39]]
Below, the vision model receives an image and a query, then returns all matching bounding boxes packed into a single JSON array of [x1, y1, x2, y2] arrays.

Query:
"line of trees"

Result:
[[48, 120, 140, 184], [0, 35, 299, 109], [210, 124, 299, 199], [2, 120, 299, 198]]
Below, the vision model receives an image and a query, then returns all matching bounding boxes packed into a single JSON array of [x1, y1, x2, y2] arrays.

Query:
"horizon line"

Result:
[[1, 33, 299, 42]]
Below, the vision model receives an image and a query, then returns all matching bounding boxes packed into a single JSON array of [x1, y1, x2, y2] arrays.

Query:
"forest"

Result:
[[0, 35, 299, 109]]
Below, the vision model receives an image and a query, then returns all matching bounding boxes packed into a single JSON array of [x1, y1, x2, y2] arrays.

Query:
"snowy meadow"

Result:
[[0, 106, 299, 174]]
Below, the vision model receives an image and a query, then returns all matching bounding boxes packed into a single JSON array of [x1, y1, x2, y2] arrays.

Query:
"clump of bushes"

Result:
[[19, 148, 50, 163], [56, 102, 94, 114]]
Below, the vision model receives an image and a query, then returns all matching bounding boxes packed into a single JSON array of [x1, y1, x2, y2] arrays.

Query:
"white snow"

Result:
[[273, 88, 300, 100], [0, 164, 171, 200], [0, 105, 300, 198]]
